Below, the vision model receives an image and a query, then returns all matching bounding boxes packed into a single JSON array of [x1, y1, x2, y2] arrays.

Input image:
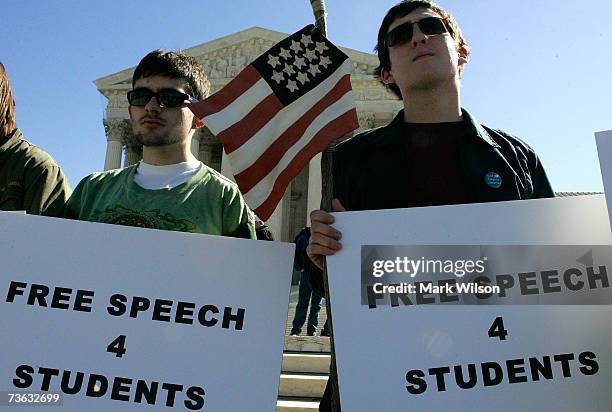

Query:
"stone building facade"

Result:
[[94, 27, 402, 242]]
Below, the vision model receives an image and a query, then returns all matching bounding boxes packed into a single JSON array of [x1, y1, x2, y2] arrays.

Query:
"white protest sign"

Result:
[[595, 130, 612, 230], [327, 195, 612, 411], [0, 212, 294, 411]]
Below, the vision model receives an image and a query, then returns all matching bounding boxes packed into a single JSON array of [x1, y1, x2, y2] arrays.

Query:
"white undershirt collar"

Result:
[[134, 159, 202, 190]]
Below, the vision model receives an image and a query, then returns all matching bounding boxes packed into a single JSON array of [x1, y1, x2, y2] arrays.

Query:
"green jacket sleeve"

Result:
[[23, 163, 71, 217], [222, 185, 256, 240]]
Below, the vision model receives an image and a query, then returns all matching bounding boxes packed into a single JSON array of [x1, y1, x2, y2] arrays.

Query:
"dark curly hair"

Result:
[[132, 49, 210, 100]]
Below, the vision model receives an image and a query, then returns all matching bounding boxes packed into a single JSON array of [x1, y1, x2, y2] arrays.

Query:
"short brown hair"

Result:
[[374, 0, 469, 99], [0, 63, 16, 137], [132, 49, 210, 100]]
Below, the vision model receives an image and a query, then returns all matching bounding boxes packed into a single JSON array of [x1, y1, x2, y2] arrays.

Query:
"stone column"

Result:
[[103, 119, 127, 170], [199, 139, 212, 166], [199, 140, 213, 168], [197, 128, 221, 171], [279, 188, 292, 242], [104, 140, 123, 170], [289, 166, 309, 239], [266, 189, 286, 241], [122, 127, 142, 167], [307, 153, 322, 225], [190, 134, 200, 160], [124, 145, 142, 167]]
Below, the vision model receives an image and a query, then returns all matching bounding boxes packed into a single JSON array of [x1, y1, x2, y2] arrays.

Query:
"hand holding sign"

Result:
[[327, 196, 612, 411], [307, 198, 346, 270]]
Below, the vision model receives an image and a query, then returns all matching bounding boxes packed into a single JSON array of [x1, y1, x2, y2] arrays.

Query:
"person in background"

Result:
[[0, 62, 70, 216], [290, 227, 324, 336], [254, 214, 274, 241]]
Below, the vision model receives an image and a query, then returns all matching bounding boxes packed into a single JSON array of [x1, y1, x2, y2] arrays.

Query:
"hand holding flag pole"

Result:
[[309, 2, 342, 411]]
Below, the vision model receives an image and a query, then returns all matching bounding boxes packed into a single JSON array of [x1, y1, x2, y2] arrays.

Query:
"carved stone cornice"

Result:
[[95, 27, 383, 101], [101, 89, 129, 109], [351, 79, 400, 102], [350, 61, 375, 76], [357, 111, 375, 130], [200, 38, 277, 83], [102, 118, 138, 148]]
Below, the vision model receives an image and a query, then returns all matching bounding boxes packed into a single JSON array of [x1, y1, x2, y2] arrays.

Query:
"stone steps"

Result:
[[282, 352, 331, 374], [276, 286, 331, 411], [284, 335, 331, 353], [277, 398, 320, 411], [276, 335, 332, 411], [278, 372, 328, 398]]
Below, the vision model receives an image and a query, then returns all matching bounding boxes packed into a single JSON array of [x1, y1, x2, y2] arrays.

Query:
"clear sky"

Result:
[[2, 0, 611, 192]]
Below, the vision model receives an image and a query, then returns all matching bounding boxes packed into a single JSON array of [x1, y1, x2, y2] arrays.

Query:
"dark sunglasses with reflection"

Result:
[[127, 88, 198, 108], [385, 16, 453, 47]]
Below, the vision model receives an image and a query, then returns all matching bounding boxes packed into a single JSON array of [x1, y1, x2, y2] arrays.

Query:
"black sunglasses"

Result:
[[127, 88, 197, 108], [385, 17, 451, 47]]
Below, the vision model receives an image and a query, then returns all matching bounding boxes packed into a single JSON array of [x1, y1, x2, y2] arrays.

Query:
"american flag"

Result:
[[189, 25, 359, 221]]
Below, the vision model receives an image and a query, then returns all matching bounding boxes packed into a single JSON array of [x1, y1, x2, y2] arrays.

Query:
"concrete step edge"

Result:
[[278, 373, 328, 398], [282, 353, 331, 374], [283, 350, 332, 356], [284, 335, 331, 353], [280, 372, 328, 378], [276, 399, 320, 411]]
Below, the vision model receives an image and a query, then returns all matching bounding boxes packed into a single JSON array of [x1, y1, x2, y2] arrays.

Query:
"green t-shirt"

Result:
[[65, 163, 256, 239], [0, 129, 71, 217]]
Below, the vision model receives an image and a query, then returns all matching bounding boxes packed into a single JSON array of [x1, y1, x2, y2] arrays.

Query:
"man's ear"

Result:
[[458, 44, 470, 68], [128, 106, 133, 118], [380, 67, 395, 85]]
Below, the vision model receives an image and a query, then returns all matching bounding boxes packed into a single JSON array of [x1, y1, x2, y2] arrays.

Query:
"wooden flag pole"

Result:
[[309, 1, 341, 410]]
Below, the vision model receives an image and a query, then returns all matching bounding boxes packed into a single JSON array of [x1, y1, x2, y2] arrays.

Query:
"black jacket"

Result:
[[332, 108, 554, 211], [317, 109, 554, 411]]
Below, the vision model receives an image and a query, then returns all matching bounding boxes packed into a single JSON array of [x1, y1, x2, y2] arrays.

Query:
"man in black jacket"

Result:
[[307, 1, 554, 410]]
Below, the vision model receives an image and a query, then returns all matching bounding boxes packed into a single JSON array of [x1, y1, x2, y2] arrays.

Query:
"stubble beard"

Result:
[[133, 128, 183, 147], [404, 69, 460, 98]]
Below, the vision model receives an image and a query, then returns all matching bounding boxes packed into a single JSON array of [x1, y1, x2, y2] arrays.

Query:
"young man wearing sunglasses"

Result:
[[66, 50, 255, 239], [307, 1, 554, 410]]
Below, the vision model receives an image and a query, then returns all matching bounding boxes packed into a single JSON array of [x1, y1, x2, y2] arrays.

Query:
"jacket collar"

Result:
[[460, 109, 500, 148], [0, 128, 21, 151], [381, 108, 501, 149], [385, 109, 522, 201]]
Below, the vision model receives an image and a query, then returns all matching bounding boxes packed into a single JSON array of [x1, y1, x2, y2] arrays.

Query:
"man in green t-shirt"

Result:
[[66, 50, 255, 239], [0, 62, 71, 217]]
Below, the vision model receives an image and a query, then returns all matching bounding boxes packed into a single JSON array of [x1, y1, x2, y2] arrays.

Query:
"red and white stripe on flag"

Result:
[[190, 25, 359, 221]]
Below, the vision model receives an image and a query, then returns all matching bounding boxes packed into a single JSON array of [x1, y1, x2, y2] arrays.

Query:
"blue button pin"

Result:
[[485, 172, 502, 189]]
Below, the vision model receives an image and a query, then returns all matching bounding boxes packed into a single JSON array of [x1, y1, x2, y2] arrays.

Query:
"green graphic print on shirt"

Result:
[[89, 205, 197, 231], [65, 163, 255, 239]]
